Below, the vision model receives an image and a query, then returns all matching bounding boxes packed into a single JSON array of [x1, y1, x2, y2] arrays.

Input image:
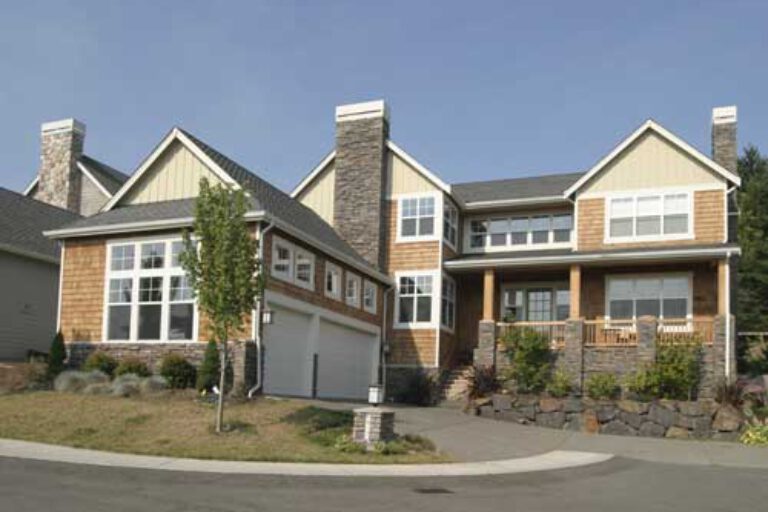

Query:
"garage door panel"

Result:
[[263, 305, 313, 397], [317, 319, 378, 400]]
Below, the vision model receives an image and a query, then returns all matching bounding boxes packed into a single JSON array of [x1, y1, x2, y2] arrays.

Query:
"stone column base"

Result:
[[352, 407, 395, 444]]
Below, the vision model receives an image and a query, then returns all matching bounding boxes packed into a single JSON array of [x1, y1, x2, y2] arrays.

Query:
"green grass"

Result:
[[0, 391, 448, 464]]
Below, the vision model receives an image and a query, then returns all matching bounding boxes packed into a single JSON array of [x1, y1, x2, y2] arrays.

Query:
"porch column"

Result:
[[475, 269, 497, 369], [569, 264, 581, 319], [482, 269, 495, 321], [717, 259, 728, 315]]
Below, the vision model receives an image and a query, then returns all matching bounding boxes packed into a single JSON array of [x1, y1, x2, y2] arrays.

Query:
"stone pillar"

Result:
[[563, 319, 584, 392], [636, 316, 657, 367], [352, 407, 395, 445], [713, 314, 735, 384], [37, 119, 86, 213], [474, 320, 497, 369]]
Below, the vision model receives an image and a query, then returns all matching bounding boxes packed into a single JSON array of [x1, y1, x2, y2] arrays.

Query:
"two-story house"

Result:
[[39, 100, 739, 400]]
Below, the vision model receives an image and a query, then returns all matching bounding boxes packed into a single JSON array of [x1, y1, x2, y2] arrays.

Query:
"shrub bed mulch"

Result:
[[474, 394, 745, 441]]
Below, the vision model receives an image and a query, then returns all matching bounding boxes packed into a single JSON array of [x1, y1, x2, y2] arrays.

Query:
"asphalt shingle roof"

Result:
[[0, 188, 81, 261], [79, 155, 129, 195], [452, 172, 584, 204]]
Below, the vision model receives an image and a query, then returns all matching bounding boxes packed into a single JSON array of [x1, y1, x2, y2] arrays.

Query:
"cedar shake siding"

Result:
[[262, 229, 383, 326], [385, 200, 440, 271], [577, 189, 725, 251], [388, 330, 436, 366], [59, 238, 106, 342]]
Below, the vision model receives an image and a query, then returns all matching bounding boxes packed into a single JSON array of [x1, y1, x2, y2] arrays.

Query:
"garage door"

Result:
[[262, 305, 313, 397], [317, 319, 378, 400]]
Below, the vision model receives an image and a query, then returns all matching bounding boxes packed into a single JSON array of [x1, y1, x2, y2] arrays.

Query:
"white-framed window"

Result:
[[396, 273, 434, 326], [501, 283, 570, 322], [324, 262, 342, 300], [441, 275, 456, 331], [345, 272, 361, 308], [467, 213, 573, 251], [105, 238, 197, 343], [443, 202, 459, 248], [294, 248, 315, 291], [398, 195, 436, 240], [606, 192, 692, 242], [605, 274, 692, 321], [363, 280, 377, 314], [271, 237, 293, 281]]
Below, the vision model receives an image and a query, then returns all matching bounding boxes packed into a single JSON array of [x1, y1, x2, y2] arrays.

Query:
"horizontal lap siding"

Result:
[[263, 230, 382, 326], [60, 239, 106, 343], [577, 190, 725, 251]]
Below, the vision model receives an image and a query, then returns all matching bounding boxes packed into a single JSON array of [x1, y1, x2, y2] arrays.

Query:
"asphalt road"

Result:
[[2, 456, 767, 512]]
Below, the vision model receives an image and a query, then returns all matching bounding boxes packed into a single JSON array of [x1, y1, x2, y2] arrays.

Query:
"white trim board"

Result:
[[22, 177, 39, 196], [77, 162, 112, 198], [564, 120, 741, 198], [264, 289, 380, 335], [290, 150, 335, 198]]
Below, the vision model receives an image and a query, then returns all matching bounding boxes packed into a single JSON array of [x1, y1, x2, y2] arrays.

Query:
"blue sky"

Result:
[[1, 0, 766, 194]]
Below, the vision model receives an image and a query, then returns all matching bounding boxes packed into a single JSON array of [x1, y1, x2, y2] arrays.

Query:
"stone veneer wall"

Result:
[[38, 123, 85, 213]]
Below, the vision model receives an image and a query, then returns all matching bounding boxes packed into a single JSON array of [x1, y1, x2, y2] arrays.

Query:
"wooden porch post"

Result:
[[717, 259, 728, 315], [483, 269, 495, 321], [569, 264, 581, 319]]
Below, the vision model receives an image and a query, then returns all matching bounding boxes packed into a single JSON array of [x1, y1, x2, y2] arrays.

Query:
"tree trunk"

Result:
[[215, 335, 228, 433]]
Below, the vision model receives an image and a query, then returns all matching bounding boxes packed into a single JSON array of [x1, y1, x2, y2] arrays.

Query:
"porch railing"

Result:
[[497, 321, 566, 349], [657, 317, 715, 345], [583, 319, 637, 347], [583, 317, 715, 347]]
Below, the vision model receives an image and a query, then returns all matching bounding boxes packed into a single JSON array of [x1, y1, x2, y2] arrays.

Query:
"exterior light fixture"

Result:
[[261, 307, 274, 325], [368, 384, 384, 406]]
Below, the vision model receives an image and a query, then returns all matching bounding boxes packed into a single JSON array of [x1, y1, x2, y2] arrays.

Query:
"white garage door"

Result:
[[263, 305, 313, 397], [317, 319, 378, 400]]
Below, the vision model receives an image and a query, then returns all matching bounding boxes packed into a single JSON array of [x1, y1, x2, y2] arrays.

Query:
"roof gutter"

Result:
[[0, 243, 60, 265], [444, 246, 742, 271]]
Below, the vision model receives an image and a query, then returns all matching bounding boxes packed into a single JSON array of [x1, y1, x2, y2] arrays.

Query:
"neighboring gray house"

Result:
[[0, 188, 80, 360]]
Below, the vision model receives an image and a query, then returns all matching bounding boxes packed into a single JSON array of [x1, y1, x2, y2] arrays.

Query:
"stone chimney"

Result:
[[37, 118, 86, 212], [711, 106, 737, 174], [333, 100, 390, 269]]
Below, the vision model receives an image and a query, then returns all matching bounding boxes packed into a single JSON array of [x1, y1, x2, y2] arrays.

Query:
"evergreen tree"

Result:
[[180, 179, 262, 433], [196, 340, 220, 392], [47, 331, 66, 378]]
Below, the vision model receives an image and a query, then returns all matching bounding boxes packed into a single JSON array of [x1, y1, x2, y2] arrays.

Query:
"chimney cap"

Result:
[[41, 118, 86, 136], [335, 100, 389, 123], [712, 106, 737, 125]]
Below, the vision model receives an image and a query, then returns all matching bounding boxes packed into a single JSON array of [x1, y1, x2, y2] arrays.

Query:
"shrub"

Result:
[[467, 365, 499, 400], [47, 331, 66, 378], [716, 379, 744, 406], [392, 370, 438, 406], [502, 327, 552, 393], [139, 375, 168, 395], [624, 367, 661, 401], [741, 425, 768, 446], [112, 373, 141, 397], [585, 373, 620, 400], [333, 434, 367, 454], [742, 334, 768, 376], [54, 371, 89, 393], [83, 370, 110, 385], [546, 369, 573, 398], [82, 352, 119, 377], [655, 341, 703, 400], [159, 354, 196, 389], [114, 358, 150, 378], [196, 341, 220, 392]]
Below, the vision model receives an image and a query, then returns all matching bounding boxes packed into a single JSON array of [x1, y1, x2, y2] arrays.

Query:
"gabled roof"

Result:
[[564, 119, 741, 197], [50, 128, 390, 283], [23, 155, 128, 199], [453, 171, 583, 206], [0, 188, 80, 263], [290, 140, 451, 198]]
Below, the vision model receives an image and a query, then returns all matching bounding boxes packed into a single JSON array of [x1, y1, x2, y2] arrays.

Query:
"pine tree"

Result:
[[47, 331, 66, 378], [180, 179, 262, 433]]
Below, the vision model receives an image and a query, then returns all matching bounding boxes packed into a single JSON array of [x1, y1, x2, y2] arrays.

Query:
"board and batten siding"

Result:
[[121, 140, 223, 205], [79, 172, 109, 216], [0, 251, 59, 360], [386, 150, 438, 197], [580, 130, 725, 194], [296, 162, 335, 226]]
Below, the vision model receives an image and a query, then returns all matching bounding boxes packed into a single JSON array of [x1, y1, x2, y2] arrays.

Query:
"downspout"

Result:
[[248, 221, 275, 398], [725, 249, 732, 381], [381, 286, 393, 399]]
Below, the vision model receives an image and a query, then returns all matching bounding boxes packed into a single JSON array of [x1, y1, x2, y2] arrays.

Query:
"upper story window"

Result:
[[443, 202, 459, 248], [345, 272, 361, 308], [467, 213, 573, 251], [294, 248, 315, 291], [441, 276, 456, 331], [398, 195, 435, 240], [271, 235, 315, 290], [271, 238, 294, 281], [607, 192, 691, 242], [324, 262, 341, 300], [106, 238, 196, 343], [363, 280, 377, 314]]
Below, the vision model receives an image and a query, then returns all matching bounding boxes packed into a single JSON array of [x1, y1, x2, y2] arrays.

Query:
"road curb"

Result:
[[0, 439, 612, 477]]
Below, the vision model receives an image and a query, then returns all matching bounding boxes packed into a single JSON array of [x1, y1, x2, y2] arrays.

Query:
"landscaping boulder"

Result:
[[638, 421, 666, 438], [618, 410, 645, 430], [139, 376, 168, 395], [677, 401, 704, 417], [675, 414, 711, 432], [537, 411, 566, 429], [538, 397, 563, 413], [648, 404, 676, 428], [601, 420, 637, 436], [712, 404, 742, 432], [582, 410, 599, 434], [54, 371, 89, 393], [112, 374, 141, 397], [665, 426, 690, 440], [492, 394, 512, 412], [618, 400, 650, 415], [82, 383, 112, 395], [517, 405, 537, 421], [595, 404, 617, 423], [563, 397, 583, 414]]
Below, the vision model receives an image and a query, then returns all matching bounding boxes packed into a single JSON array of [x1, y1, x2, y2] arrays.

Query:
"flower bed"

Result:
[[475, 394, 746, 441]]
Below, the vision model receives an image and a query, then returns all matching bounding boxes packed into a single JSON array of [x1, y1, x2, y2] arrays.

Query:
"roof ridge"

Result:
[[453, 170, 584, 188]]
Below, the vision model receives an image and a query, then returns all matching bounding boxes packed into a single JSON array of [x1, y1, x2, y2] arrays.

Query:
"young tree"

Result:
[[180, 178, 262, 433]]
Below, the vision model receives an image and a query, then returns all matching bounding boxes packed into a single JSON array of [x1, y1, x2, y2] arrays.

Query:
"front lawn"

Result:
[[0, 392, 448, 464]]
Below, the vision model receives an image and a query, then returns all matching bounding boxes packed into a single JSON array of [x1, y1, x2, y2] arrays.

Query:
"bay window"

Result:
[[608, 192, 691, 240], [399, 195, 435, 239], [397, 274, 434, 325], [606, 274, 691, 321], [105, 239, 197, 342]]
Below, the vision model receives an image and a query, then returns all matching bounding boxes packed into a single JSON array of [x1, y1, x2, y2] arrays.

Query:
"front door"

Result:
[[527, 288, 553, 322]]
